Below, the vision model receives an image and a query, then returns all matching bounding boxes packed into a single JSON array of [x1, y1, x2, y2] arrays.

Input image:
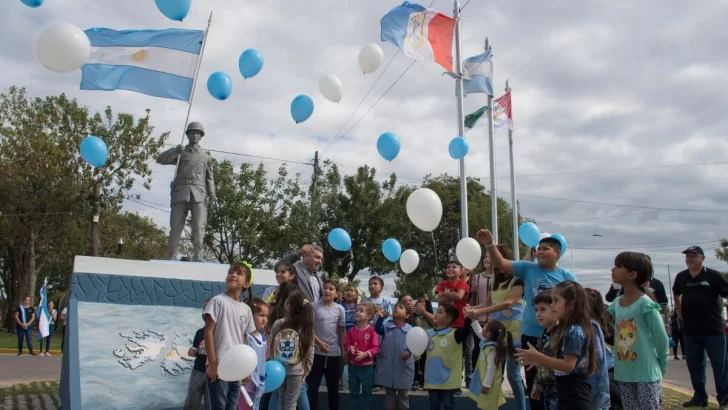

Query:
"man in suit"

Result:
[[275, 245, 324, 303], [156, 121, 215, 261]]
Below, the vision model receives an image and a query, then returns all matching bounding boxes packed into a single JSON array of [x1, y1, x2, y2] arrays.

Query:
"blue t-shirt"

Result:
[[340, 302, 357, 332], [554, 325, 589, 376], [511, 261, 577, 337]]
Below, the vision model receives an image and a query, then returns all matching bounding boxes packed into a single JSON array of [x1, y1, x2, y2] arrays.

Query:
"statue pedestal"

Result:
[[60, 256, 276, 410]]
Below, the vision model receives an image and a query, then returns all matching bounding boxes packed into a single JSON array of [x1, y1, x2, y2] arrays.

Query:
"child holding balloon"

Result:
[[239, 298, 269, 410], [374, 301, 414, 410]]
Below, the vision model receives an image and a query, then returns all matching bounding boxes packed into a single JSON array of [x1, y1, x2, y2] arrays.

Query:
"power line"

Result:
[[127, 198, 170, 213], [512, 192, 728, 214], [540, 210, 663, 223], [162, 144, 312, 166], [496, 161, 728, 180], [578, 239, 722, 251], [322, 50, 402, 154]]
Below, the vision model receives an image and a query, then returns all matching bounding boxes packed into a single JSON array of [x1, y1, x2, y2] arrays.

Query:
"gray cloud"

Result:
[[2, 0, 727, 298]]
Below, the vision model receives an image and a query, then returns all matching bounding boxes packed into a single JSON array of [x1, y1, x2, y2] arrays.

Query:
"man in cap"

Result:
[[156, 121, 215, 261], [673, 245, 728, 408]]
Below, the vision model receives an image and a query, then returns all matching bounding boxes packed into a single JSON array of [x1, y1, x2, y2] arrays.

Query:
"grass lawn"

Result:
[[0, 380, 719, 410], [0, 328, 62, 351]]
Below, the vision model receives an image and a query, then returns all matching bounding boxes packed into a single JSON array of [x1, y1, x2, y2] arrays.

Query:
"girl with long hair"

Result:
[[516, 281, 598, 410], [468, 319, 515, 409], [269, 291, 315, 410]]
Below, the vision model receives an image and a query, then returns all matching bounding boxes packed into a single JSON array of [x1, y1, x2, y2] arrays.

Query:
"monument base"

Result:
[[60, 256, 275, 410]]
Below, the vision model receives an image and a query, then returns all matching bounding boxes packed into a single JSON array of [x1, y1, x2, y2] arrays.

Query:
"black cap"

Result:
[[682, 246, 704, 256]]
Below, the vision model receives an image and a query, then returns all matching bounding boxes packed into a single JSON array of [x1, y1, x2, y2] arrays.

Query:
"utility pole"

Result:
[[309, 151, 320, 243], [91, 178, 101, 256]]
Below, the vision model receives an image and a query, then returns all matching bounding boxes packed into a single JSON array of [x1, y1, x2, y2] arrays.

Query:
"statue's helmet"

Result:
[[186, 121, 205, 137]]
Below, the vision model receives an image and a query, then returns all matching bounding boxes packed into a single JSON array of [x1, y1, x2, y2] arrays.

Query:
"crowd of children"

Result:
[[182, 238, 671, 410]]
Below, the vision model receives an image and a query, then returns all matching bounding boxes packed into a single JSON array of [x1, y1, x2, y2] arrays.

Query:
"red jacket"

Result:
[[345, 325, 379, 367]]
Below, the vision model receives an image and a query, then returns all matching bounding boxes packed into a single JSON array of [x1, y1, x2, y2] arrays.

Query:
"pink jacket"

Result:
[[345, 325, 379, 367]]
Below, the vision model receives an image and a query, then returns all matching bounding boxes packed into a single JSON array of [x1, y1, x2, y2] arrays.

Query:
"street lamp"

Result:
[[117, 237, 124, 258], [567, 234, 602, 271]]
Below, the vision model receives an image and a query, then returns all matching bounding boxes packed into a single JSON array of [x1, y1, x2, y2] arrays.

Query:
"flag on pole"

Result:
[[37, 278, 49, 342], [380, 2, 456, 72], [81, 28, 205, 101], [462, 49, 493, 95], [464, 91, 513, 131]]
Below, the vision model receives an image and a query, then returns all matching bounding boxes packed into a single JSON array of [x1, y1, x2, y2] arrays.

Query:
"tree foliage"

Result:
[[0, 86, 168, 330]]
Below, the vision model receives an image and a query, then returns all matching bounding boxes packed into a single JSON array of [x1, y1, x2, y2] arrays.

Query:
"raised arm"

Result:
[[471, 284, 523, 316], [476, 229, 514, 275], [156, 145, 182, 165]]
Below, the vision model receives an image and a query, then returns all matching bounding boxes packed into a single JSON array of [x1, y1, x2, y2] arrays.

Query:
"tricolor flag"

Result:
[[37, 278, 50, 342], [380, 2, 456, 72], [81, 28, 204, 101], [464, 91, 513, 132]]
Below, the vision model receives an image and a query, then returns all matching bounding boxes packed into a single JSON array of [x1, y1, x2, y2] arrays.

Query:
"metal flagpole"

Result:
[[454, 0, 468, 239], [506, 80, 518, 259], [485, 38, 498, 243], [174, 11, 214, 178]]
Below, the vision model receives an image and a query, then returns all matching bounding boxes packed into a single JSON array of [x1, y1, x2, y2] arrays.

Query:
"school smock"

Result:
[[608, 294, 669, 382], [247, 332, 267, 410], [424, 322, 470, 390], [468, 341, 506, 409], [374, 318, 415, 390], [487, 276, 525, 345]]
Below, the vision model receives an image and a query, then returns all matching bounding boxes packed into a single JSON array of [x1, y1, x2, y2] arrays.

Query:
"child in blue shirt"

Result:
[[517, 281, 597, 410]]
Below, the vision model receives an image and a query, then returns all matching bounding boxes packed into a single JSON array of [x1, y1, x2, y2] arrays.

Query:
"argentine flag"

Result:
[[37, 278, 50, 342], [81, 28, 204, 101], [462, 49, 493, 96]]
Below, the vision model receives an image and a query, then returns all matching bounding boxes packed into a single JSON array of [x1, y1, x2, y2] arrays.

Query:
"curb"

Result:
[[0, 348, 61, 355], [662, 382, 719, 406]]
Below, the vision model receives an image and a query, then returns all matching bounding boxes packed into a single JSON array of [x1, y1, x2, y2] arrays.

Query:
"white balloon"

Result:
[[399, 249, 419, 274], [456, 238, 482, 269], [406, 326, 429, 356], [406, 188, 443, 232], [217, 344, 258, 381], [319, 74, 343, 103], [358, 44, 384, 74], [36, 23, 91, 73], [539, 232, 551, 240]]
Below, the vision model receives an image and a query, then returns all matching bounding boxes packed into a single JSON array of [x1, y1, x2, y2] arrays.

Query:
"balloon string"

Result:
[[431, 232, 440, 272]]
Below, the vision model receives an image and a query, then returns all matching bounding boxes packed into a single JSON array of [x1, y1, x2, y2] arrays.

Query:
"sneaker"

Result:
[[46, 352, 51, 356], [40, 352, 46, 356], [683, 399, 708, 407], [17, 353, 22, 356], [674, 356, 680, 360]]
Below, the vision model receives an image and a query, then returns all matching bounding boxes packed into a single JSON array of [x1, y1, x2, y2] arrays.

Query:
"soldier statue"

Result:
[[156, 121, 215, 261]]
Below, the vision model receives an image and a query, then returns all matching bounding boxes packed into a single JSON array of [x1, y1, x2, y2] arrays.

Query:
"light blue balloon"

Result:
[[154, 0, 191, 21], [518, 222, 541, 248], [448, 136, 469, 159], [207, 72, 232, 100], [263, 360, 286, 393], [291, 95, 314, 123], [20, 0, 43, 7], [550, 233, 568, 256], [238, 49, 264, 79], [382, 238, 402, 262], [328, 228, 352, 251], [376, 132, 400, 161], [80, 136, 108, 167]]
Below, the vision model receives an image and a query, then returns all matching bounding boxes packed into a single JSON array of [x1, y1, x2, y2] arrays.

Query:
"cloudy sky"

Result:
[[3, 0, 727, 299]]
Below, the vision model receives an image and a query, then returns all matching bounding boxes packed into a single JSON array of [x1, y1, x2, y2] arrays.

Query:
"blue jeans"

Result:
[[503, 354, 527, 410], [16, 325, 33, 354], [684, 333, 728, 405], [207, 377, 242, 410], [348, 365, 373, 410], [268, 382, 309, 410], [428, 389, 455, 410]]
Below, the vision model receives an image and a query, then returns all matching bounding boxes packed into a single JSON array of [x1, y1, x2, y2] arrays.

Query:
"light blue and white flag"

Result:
[[445, 49, 493, 96], [37, 278, 49, 341], [462, 49, 493, 96], [81, 28, 204, 101]]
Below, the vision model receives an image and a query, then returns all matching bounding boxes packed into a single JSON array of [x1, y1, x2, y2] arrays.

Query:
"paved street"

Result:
[[0, 354, 61, 387], [664, 356, 716, 398]]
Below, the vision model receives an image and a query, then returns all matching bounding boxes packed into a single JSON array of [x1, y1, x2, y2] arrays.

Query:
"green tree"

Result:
[[0, 86, 167, 330], [310, 161, 413, 282], [395, 174, 526, 296], [715, 239, 728, 265], [203, 160, 306, 266]]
